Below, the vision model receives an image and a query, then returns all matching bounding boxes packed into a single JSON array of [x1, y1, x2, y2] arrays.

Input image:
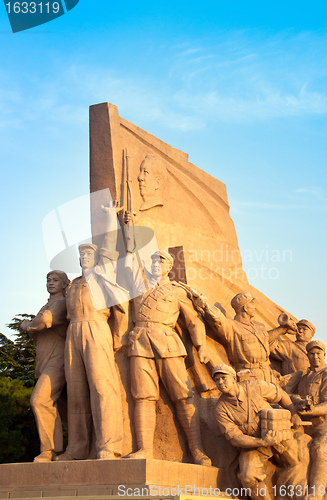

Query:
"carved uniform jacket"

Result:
[[66, 276, 111, 322], [205, 305, 275, 381], [270, 340, 309, 375], [64, 253, 125, 458], [215, 379, 282, 441], [66, 248, 126, 324], [32, 298, 68, 379], [297, 365, 327, 432], [66, 251, 128, 351], [129, 277, 206, 358]]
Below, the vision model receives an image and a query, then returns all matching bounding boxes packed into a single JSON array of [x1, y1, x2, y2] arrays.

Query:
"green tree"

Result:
[[0, 315, 68, 463], [0, 314, 36, 387], [0, 376, 39, 463], [0, 315, 39, 462]]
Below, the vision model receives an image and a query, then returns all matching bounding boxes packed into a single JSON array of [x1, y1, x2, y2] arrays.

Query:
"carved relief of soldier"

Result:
[[126, 249, 211, 466], [213, 364, 309, 500], [291, 341, 327, 500], [21, 270, 70, 463], [17, 154, 327, 500], [270, 319, 316, 375], [56, 203, 128, 462], [188, 290, 298, 383]]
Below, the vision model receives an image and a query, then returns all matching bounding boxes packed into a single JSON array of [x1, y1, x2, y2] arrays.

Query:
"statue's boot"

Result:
[[126, 400, 156, 459], [33, 451, 55, 462], [55, 451, 75, 461], [175, 398, 211, 467]]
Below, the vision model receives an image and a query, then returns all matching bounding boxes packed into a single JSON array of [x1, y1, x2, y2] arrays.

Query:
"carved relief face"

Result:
[[214, 373, 236, 395], [137, 161, 160, 201], [244, 301, 256, 318], [46, 273, 65, 295], [296, 325, 314, 343], [308, 347, 325, 369], [151, 257, 171, 280], [79, 248, 96, 271]]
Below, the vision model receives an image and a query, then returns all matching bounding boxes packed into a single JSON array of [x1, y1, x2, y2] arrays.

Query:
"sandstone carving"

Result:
[[89, 103, 300, 467], [187, 290, 297, 383], [270, 319, 316, 375], [90, 103, 289, 330], [292, 340, 327, 500], [213, 364, 309, 500], [20, 270, 70, 462], [137, 154, 167, 211], [56, 204, 127, 461], [6, 102, 324, 500], [126, 249, 211, 466]]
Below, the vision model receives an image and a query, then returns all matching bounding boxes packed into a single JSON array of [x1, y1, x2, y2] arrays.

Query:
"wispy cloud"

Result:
[[1, 30, 327, 131], [295, 187, 323, 198]]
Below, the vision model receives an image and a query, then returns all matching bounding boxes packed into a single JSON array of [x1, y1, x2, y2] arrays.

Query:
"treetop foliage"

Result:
[[0, 314, 36, 387]]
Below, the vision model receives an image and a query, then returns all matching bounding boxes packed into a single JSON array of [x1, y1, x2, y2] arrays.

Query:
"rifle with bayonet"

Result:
[[124, 148, 136, 256]]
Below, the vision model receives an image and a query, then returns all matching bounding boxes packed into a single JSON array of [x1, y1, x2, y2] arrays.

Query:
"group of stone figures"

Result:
[[20, 205, 327, 500]]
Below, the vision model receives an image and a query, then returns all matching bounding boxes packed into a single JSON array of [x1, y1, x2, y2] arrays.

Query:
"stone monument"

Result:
[[0, 102, 321, 500], [88, 102, 299, 465]]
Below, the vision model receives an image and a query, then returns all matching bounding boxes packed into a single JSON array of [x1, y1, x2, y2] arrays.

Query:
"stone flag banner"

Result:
[[3, 0, 79, 32]]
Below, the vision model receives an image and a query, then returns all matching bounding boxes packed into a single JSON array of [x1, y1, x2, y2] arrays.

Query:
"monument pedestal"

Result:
[[0, 459, 225, 499]]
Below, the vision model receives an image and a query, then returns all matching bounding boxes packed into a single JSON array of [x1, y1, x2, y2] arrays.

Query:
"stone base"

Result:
[[0, 459, 225, 499]]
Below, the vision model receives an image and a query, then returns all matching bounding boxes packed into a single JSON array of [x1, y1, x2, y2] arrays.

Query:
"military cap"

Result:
[[212, 364, 236, 379], [78, 243, 97, 253], [231, 292, 256, 311], [306, 340, 326, 353], [297, 319, 316, 334], [151, 250, 174, 266]]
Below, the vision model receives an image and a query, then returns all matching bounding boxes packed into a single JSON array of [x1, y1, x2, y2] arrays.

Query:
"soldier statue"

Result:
[[191, 291, 297, 382], [126, 250, 211, 466], [57, 203, 127, 461], [292, 340, 327, 500], [270, 319, 316, 375], [21, 270, 70, 462], [213, 364, 307, 500]]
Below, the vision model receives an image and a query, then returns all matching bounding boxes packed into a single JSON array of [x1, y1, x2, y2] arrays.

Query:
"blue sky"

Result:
[[0, 1, 326, 341]]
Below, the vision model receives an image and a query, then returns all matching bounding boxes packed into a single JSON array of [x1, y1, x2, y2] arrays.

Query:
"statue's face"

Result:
[[296, 325, 314, 343], [151, 257, 171, 280], [79, 248, 96, 271], [308, 347, 325, 369], [244, 301, 256, 318], [214, 373, 236, 395], [47, 273, 64, 295], [137, 161, 160, 200]]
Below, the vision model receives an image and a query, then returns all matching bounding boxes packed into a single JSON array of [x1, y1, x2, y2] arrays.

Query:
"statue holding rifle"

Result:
[[124, 192, 211, 465]]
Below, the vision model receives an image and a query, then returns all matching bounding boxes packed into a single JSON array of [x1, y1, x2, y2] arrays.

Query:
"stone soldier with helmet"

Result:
[[292, 340, 327, 500], [270, 319, 316, 375], [192, 291, 297, 382], [213, 364, 307, 500]]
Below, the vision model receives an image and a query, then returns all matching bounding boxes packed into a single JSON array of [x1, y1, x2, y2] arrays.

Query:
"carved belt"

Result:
[[135, 321, 171, 329], [69, 316, 109, 324], [235, 361, 269, 370], [129, 322, 174, 351]]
